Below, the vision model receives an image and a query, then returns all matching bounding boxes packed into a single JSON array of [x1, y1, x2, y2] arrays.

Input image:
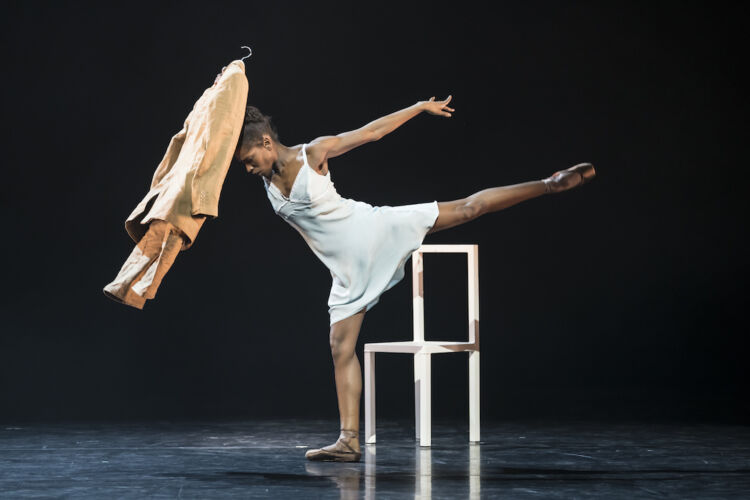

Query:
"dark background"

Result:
[[1, 1, 747, 424]]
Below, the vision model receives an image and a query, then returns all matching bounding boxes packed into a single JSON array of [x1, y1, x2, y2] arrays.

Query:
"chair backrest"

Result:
[[411, 244, 479, 347]]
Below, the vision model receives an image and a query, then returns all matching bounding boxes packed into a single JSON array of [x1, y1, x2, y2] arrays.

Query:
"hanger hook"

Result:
[[240, 46, 252, 61]]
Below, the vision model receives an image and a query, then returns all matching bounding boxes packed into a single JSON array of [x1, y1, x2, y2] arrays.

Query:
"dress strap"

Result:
[[301, 143, 309, 168]]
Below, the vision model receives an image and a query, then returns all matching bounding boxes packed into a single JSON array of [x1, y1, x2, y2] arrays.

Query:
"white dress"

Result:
[[263, 144, 439, 326]]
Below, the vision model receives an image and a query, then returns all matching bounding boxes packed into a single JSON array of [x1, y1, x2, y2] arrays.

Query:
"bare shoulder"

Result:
[[306, 136, 334, 157], [304, 138, 332, 176]]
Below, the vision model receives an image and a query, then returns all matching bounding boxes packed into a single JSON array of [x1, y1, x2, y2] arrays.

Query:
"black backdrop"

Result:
[[1, 1, 747, 424]]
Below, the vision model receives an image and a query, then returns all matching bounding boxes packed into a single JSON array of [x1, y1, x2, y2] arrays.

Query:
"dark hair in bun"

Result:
[[238, 106, 279, 149]]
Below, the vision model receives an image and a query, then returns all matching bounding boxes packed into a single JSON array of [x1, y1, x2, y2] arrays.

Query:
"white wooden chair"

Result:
[[364, 244, 480, 447]]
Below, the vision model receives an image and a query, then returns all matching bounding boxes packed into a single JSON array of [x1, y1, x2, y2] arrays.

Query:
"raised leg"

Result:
[[427, 165, 592, 234], [428, 180, 547, 234]]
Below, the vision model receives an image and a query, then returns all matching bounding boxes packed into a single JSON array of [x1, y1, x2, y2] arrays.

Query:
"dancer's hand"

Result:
[[421, 95, 454, 117]]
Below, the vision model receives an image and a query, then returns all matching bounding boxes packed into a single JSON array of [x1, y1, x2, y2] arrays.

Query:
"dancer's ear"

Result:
[[263, 134, 272, 150]]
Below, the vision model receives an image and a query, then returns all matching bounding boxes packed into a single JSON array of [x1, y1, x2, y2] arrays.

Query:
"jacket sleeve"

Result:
[[190, 64, 249, 218], [150, 124, 187, 189]]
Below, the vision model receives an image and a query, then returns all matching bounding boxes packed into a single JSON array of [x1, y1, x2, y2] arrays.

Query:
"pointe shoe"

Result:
[[543, 163, 596, 193], [305, 430, 361, 462]]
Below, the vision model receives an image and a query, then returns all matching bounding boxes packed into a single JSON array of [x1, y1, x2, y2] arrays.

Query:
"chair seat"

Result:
[[365, 341, 478, 354]]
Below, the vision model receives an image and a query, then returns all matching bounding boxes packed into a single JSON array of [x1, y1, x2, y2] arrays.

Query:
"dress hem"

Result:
[[327, 200, 439, 327]]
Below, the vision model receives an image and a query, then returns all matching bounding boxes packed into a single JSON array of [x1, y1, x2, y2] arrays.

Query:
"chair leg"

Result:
[[417, 353, 432, 447], [469, 350, 480, 443], [365, 351, 376, 444], [414, 353, 422, 440]]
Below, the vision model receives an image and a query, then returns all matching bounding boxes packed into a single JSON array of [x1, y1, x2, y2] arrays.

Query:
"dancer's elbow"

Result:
[[369, 130, 383, 142]]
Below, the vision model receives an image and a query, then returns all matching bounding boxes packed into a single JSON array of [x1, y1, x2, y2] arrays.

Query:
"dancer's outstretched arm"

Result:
[[307, 96, 454, 162]]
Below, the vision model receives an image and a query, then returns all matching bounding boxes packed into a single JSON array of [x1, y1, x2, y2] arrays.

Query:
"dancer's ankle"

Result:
[[339, 429, 360, 449]]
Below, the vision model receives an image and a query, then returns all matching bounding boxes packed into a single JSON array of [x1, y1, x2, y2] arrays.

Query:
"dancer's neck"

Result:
[[271, 143, 297, 178]]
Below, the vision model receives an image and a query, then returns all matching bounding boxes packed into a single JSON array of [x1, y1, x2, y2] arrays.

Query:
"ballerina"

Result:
[[234, 95, 595, 461]]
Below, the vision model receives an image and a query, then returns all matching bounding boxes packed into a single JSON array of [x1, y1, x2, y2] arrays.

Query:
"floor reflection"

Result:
[[304, 462, 361, 500], [304, 443, 482, 499], [3, 420, 748, 498]]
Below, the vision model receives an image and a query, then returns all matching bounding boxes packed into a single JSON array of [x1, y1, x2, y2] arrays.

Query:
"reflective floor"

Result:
[[1, 419, 749, 498]]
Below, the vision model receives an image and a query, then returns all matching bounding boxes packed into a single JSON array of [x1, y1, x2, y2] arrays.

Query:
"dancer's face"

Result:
[[237, 134, 277, 178]]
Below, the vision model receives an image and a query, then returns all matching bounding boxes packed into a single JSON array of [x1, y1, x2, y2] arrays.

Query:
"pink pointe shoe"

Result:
[[543, 163, 597, 193], [304, 429, 361, 462]]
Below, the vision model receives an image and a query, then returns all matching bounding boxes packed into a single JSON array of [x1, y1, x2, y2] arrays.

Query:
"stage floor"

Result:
[[1, 419, 748, 498]]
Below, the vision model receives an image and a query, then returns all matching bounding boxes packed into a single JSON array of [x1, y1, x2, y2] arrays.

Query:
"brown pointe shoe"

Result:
[[543, 163, 596, 193], [305, 430, 361, 462]]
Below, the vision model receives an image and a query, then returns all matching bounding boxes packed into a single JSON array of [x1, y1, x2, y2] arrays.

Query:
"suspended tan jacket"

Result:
[[125, 59, 249, 249]]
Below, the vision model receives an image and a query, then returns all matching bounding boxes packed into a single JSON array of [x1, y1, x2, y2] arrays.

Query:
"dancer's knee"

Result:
[[329, 329, 356, 362], [461, 197, 486, 221]]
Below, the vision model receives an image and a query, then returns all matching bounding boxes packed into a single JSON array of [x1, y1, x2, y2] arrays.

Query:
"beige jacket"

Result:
[[125, 59, 249, 250]]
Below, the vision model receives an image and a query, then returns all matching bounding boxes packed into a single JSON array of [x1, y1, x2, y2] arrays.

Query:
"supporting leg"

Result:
[[364, 351, 376, 444], [305, 309, 366, 461], [469, 351, 480, 443]]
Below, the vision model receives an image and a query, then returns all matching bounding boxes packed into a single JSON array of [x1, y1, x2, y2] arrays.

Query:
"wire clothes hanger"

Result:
[[214, 46, 252, 84]]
